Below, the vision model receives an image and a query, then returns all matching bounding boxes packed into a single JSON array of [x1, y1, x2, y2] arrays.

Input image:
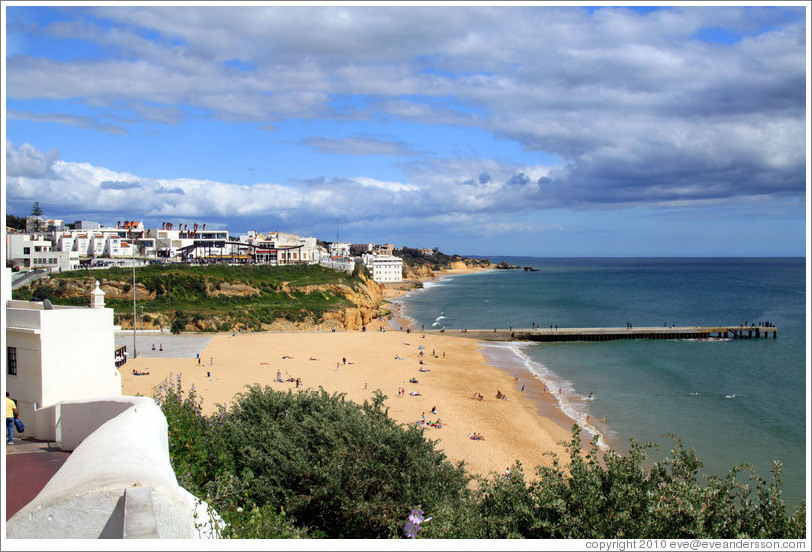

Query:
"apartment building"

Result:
[[361, 254, 403, 283]]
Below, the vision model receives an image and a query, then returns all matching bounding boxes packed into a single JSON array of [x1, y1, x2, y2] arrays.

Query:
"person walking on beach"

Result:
[[6, 393, 18, 445]]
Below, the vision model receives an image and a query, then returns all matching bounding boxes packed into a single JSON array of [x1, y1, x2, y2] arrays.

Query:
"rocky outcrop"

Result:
[[295, 270, 384, 330], [209, 282, 261, 297], [45, 278, 156, 302], [403, 264, 437, 281]]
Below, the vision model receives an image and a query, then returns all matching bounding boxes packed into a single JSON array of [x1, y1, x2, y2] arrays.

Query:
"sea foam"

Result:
[[479, 341, 612, 450]]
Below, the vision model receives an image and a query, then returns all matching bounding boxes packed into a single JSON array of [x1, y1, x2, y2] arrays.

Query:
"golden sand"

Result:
[[122, 324, 574, 479]]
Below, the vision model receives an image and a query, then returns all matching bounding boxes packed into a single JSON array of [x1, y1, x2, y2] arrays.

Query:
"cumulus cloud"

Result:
[[4, 5, 806, 232], [5, 140, 60, 178]]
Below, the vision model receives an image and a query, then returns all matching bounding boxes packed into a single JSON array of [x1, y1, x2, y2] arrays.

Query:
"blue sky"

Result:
[[3, 2, 809, 257]]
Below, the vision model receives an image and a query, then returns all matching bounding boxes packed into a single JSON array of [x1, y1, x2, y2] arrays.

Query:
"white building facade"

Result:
[[362, 254, 404, 283], [5, 282, 122, 439], [6, 233, 77, 272]]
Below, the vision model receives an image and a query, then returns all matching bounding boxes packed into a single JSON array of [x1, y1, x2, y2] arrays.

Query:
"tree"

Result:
[[29, 202, 45, 232], [6, 213, 26, 231]]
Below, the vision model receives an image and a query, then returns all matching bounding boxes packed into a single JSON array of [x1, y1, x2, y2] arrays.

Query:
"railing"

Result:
[[114, 345, 127, 367]]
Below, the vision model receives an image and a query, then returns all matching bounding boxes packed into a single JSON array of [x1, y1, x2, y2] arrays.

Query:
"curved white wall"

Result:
[[6, 397, 221, 539]]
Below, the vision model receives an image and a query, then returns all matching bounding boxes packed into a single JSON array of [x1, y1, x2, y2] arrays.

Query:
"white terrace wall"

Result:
[[6, 397, 221, 539], [32, 396, 144, 449]]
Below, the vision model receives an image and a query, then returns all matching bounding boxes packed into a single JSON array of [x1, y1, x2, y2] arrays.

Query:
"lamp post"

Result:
[[132, 240, 137, 359]]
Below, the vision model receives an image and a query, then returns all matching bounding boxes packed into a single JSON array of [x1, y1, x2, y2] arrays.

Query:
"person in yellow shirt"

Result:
[[6, 392, 18, 445]]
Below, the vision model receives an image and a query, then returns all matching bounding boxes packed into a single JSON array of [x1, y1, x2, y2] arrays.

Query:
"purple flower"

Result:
[[404, 506, 431, 538], [404, 520, 421, 538], [409, 508, 424, 524]]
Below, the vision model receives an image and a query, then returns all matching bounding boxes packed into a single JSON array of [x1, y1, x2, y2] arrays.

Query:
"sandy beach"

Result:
[[122, 324, 574, 479]]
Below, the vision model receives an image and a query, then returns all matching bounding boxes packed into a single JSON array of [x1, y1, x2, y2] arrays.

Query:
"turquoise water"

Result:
[[397, 258, 807, 507]]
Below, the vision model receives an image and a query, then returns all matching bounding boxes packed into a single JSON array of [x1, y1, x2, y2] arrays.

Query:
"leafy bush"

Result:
[[153, 373, 234, 491], [155, 383, 805, 540], [222, 386, 472, 538], [450, 427, 807, 539]]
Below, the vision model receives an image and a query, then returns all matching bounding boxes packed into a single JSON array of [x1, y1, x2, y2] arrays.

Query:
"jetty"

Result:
[[441, 325, 777, 342]]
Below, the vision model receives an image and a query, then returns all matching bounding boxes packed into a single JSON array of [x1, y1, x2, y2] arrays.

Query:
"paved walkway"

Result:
[[5, 437, 70, 521], [114, 332, 214, 359]]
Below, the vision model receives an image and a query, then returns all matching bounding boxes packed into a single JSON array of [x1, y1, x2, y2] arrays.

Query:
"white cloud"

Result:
[[5, 140, 61, 178], [4, 5, 806, 223]]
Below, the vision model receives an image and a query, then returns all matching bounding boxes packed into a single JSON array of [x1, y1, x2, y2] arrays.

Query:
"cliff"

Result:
[[16, 264, 385, 332]]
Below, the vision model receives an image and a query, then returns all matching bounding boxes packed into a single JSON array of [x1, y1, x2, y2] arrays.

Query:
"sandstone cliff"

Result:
[[22, 268, 385, 332]]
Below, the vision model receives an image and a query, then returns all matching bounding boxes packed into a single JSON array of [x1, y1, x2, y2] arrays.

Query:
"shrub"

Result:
[[153, 374, 234, 493], [222, 386, 472, 538], [465, 426, 807, 539], [153, 383, 805, 540]]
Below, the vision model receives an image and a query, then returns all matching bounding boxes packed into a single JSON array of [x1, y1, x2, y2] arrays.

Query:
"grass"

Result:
[[18, 263, 368, 329]]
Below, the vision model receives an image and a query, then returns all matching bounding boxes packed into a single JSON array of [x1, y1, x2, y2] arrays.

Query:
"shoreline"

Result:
[[384, 266, 607, 450]]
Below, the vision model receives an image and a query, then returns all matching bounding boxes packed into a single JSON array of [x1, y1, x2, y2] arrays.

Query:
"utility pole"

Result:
[[132, 239, 137, 359]]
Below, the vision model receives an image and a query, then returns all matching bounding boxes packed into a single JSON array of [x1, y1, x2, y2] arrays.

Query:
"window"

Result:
[[7, 347, 17, 376], [23, 247, 30, 254]]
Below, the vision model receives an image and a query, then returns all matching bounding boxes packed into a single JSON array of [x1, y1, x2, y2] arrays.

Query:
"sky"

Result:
[[2, 2, 809, 257]]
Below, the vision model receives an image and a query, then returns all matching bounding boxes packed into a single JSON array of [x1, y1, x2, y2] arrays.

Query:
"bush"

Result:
[[153, 373, 234, 493], [222, 386, 472, 538], [462, 427, 807, 539], [154, 383, 805, 540]]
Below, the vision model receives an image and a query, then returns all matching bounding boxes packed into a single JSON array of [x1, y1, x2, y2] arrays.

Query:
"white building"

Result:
[[362, 254, 403, 283], [329, 242, 352, 259], [5, 281, 122, 440], [25, 216, 63, 233], [153, 222, 231, 260], [254, 231, 321, 264], [6, 233, 77, 272]]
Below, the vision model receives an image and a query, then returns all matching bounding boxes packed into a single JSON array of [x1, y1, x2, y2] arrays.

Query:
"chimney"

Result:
[[90, 280, 105, 309]]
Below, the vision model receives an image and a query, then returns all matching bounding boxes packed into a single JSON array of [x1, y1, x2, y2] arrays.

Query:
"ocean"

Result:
[[395, 257, 808, 507]]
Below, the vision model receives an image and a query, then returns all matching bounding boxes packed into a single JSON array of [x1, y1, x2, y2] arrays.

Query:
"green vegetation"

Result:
[[156, 379, 805, 539], [6, 213, 26, 231], [15, 263, 367, 330]]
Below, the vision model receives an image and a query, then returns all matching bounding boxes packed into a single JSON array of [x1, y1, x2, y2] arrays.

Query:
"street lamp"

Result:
[[132, 239, 137, 359]]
